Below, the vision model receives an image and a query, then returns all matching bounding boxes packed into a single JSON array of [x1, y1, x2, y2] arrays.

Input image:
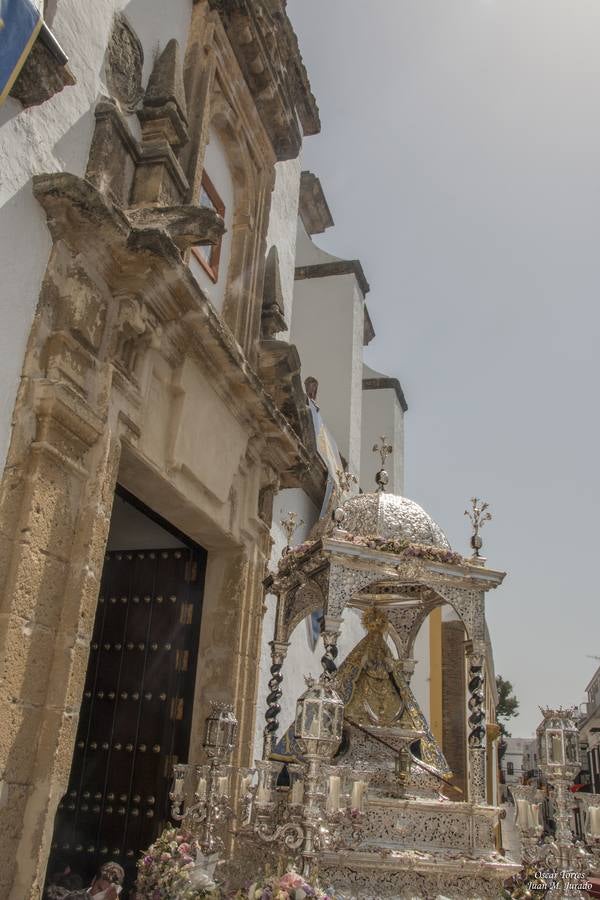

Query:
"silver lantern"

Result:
[[295, 675, 344, 759], [203, 701, 238, 760]]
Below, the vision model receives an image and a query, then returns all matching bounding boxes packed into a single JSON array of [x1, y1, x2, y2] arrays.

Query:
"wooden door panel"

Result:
[[46, 545, 205, 895]]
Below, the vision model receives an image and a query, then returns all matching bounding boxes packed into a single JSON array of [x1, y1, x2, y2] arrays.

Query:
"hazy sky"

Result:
[[287, 0, 600, 735]]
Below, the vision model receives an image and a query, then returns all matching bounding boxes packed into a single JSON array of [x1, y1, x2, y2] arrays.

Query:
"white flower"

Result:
[[188, 863, 216, 891]]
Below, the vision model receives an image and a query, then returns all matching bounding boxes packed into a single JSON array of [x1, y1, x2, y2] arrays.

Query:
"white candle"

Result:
[[515, 799, 530, 829], [256, 781, 269, 804], [529, 803, 541, 829], [587, 806, 600, 838], [218, 776, 229, 797], [291, 779, 304, 806], [173, 776, 184, 800], [327, 775, 341, 813], [196, 777, 206, 801], [240, 774, 252, 796], [351, 780, 366, 812]]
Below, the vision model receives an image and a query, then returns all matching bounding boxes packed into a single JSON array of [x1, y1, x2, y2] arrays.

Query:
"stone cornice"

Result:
[[363, 305, 375, 347], [33, 172, 324, 486], [295, 260, 370, 297], [299, 171, 334, 235], [206, 0, 320, 160], [363, 375, 408, 412]]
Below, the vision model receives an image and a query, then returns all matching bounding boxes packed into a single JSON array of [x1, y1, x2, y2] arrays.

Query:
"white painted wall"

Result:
[[264, 158, 302, 333], [360, 364, 405, 495], [411, 616, 431, 722], [188, 125, 235, 313], [0, 0, 193, 471], [291, 225, 365, 476]]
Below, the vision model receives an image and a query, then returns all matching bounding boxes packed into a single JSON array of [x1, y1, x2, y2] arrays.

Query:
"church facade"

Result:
[[0, 2, 502, 897]]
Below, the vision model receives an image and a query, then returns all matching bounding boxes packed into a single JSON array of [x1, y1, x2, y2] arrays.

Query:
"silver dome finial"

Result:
[[372, 436, 392, 492], [280, 510, 304, 556], [464, 497, 492, 559]]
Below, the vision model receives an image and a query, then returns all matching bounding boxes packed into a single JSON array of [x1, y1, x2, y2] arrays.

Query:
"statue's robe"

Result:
[[273, 624, 451, 779]]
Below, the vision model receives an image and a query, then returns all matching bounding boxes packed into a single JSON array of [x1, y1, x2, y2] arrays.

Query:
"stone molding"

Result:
[[298, 171, 334, 235], [295, 260, 370, 297], [363, 305, 376, 347], [362, 375, 408, 412], [206, 0, 320, 160]]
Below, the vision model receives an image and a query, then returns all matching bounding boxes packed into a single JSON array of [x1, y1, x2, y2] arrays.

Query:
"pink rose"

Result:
[[279, 873, 304, 890], [178, 843, 191, 854]]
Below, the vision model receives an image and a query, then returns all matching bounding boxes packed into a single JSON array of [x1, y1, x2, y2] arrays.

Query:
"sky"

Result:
[[287, 0, 600, 736]]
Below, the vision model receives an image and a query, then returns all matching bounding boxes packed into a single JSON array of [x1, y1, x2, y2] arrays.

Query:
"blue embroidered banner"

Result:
[[0, 0, 42, 104]]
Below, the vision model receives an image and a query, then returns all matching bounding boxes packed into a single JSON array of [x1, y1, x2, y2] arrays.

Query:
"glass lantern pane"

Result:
[[334, 705, 343, 737], [548, 731, 564, 764], [306, 701, 320, 737], [322, 704, 334, 738], [565, 732, 578, 763]]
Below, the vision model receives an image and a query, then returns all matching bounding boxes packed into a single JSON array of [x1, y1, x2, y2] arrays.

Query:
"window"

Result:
[[192, 171, 225, 282], [507, 762, 514, 776], [306, 609, 323, 651]]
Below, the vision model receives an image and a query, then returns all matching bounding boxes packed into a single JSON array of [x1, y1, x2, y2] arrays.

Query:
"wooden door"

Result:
[[45, 545, 205, 895]]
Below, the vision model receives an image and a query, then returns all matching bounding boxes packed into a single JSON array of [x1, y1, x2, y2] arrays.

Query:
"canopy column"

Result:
[[466, 641, 487, 804], [262, 639, 289, 759]]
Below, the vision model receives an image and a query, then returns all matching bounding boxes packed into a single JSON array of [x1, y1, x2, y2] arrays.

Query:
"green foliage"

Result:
[[496, 675, 520, 737]]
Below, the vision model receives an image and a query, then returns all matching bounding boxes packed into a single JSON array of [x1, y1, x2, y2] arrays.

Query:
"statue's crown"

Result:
[[362, 606, 388, 633]]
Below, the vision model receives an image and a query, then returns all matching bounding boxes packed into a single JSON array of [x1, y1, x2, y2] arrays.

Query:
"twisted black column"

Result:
[[263, 641, 288, 758]]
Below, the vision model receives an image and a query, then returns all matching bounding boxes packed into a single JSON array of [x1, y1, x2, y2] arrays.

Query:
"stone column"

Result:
[[466, 642, 487, 805], [486, 722, 502, 807], [0, 382, 119, 900]]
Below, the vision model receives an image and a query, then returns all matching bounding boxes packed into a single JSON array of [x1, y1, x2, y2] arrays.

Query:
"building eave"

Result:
[[362, 375, 408, 412], [295, 259, 370, 297]]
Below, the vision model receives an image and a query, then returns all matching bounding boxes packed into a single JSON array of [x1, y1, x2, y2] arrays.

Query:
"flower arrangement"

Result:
[[135, 827, 220, 899], [232, 870, 334, 900], [277, 540, 319, 571], [274, 534, 468, 571], [343, 534, 466, 565], [345, 534, 410, 554], [401, 543, 465, 566]]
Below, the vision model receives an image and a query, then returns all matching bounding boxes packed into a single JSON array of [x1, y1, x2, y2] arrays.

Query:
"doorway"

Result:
[[44, 487, 206, 896]]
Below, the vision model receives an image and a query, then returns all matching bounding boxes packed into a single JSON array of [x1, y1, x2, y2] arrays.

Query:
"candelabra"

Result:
[[170, 683, 369, 881], [511, 708, 599, 898], [576, 793, 600, 868], [169, 701, 239, 859], [510, 783, 544, 858], [249, 676, 368, 878]]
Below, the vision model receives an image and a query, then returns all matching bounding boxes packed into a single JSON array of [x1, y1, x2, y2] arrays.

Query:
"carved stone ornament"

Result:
[[207, 0, 320, 160], [105, 14, 144, 113], [10, 38, 76, 108], [125, 205, 225, 252]]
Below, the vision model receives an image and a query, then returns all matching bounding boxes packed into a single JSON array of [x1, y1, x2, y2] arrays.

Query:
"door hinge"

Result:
[[185, 559, 198, 583]]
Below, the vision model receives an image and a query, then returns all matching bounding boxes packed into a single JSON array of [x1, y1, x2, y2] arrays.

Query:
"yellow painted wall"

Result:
[[429, 606, 443, 746]]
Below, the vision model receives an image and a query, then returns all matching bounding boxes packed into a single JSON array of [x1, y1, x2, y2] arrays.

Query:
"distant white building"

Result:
[[579, 664, 600, 793], [502, 737, 538, 786]]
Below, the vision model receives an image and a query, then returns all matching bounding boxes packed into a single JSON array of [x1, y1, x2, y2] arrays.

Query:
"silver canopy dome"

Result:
[[329, 491, 450, 549]]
